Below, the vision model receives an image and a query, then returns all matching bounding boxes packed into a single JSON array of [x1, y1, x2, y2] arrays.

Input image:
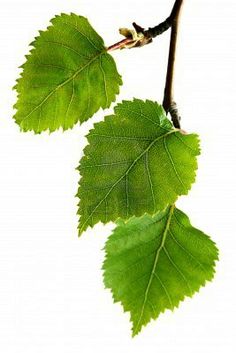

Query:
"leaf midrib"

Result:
[[132, 204, 175, 336], [79, 130, 176, 233]]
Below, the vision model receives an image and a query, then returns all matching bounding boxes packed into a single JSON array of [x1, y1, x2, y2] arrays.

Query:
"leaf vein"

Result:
[[79, 131, 175, 232], [133, 205, 174, 335], [20, 52, 102, 124], [163, 136, 187, 191], [163, 246, 193, 296]]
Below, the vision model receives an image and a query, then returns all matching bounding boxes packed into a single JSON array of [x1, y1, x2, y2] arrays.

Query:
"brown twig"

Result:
[[163, 0, 184, 128], [144, 0, 183, 38], [107, 0, 184, 129]]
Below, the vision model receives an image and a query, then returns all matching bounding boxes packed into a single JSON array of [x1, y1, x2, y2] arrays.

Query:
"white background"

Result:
[[0, 0, 236, 352]]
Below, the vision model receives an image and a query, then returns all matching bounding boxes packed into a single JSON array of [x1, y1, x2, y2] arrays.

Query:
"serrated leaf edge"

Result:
[[13, 13, 122, 134], [77, 98, 201, 235], [102, 206, 219, 337]]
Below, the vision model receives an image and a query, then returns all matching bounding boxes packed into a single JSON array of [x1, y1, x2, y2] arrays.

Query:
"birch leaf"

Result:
[[78, 99, 200, 234], [14, 13, 122, 133], [103, 206, 218, 336]]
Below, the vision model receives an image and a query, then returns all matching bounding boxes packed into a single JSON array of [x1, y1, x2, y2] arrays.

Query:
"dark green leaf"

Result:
[[78, 99, 200, 234]]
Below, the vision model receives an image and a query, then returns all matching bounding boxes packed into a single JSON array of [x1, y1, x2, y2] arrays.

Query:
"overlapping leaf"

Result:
[[14, 13, 122, 133], [78, 99, 200, 234], [103, 206, 218, 336]]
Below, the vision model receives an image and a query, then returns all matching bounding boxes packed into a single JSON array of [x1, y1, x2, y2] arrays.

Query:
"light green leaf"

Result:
[[103, 206, 218, 336], [77, 99, 200, 234], [14, 13, 122, 133]]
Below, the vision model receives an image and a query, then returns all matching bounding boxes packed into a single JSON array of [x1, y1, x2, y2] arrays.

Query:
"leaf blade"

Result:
[[78, 99, 200, 233], [14, 13, 122, 133], [103, 206, 218, 336]]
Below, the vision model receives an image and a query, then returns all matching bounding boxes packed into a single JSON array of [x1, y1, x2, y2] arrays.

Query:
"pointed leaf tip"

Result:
[[13, 13, 122, 133], [78, 99, 200, 233], [103, 207, 218, 336]]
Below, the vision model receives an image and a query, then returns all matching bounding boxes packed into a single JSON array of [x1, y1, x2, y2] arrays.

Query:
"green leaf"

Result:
[[103, 206, 218, 336], [77, 99, 200, 234], [13, 13, 122, 133]]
